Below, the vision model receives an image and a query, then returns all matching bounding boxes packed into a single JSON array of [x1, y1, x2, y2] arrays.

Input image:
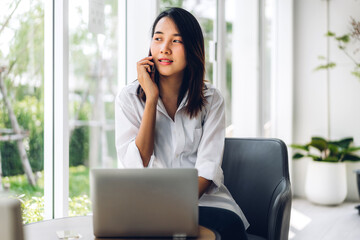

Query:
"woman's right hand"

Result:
[[137, 56, 159, 103]]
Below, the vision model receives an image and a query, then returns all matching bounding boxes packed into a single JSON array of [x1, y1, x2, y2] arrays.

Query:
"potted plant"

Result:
[[292, 14, 360, 205], [291, 137, 360, 205], [316, 17, 360, 81], [314, 16, 360, 202]]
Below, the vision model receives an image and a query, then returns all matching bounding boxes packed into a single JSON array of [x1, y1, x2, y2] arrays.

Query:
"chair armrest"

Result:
[[268, 178, 292, 240]]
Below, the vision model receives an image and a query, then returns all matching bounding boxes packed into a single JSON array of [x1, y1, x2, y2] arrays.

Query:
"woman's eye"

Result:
[[154, 37, 161, 41], [173, 39, 183, 43]]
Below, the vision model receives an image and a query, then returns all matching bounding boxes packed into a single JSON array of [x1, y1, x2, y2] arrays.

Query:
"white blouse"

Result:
[[115, 80, 249, 229]]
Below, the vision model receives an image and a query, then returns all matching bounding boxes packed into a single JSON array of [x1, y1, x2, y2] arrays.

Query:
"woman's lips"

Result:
[[158, 58, 173, 65]]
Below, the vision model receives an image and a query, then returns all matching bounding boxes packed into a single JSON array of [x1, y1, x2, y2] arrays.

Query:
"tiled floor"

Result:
[[290, 198, 360, 240]]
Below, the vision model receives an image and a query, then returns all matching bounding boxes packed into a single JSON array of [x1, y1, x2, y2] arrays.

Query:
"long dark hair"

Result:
[[137, 7, 206, 118]]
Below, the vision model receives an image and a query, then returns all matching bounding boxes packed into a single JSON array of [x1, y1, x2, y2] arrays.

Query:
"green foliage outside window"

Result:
[[0, 0, 94, 222], [4, 166, 91, 224], [0, 0, 91, 177], [0, 96, 44, 176]]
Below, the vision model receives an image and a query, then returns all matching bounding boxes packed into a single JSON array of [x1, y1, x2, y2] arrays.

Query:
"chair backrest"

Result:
[[0, 198, 24, 240], [222, 138, 291, 240]]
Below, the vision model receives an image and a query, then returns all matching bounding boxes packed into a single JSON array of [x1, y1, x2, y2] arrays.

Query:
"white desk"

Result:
[[24, 216, 219, 240]]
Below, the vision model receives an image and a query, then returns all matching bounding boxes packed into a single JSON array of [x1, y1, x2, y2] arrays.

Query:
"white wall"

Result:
[[293, 0, 360, 200]]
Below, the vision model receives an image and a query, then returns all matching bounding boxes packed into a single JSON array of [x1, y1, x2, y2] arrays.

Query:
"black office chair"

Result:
[[222, 138, 292, 240]]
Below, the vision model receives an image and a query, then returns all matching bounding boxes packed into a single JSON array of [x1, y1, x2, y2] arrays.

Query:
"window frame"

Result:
[[44, 0, 70, 219]]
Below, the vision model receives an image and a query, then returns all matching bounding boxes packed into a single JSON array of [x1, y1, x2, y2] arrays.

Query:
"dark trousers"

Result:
[[199, 206, 248, 240]]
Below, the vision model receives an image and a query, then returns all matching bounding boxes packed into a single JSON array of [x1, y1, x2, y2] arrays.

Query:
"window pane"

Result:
[[225, 0, 234, 129], [225, 0, 275, 136], [260, 0, 275, 137], [68, 0, 118, 216], [0, 0, 45, 223]]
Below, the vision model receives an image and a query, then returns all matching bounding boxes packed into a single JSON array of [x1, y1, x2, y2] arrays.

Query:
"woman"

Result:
[[115, 7, 249, 240]]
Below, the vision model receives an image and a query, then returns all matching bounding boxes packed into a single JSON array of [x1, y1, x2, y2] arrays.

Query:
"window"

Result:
[[0, 0, 45, 223], [67, 0, 119, 217], [259, 0, 275, 137], [226, 0, 293, 139]]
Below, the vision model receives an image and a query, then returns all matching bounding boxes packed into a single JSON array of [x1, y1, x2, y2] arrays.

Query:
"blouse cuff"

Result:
[[121, 141, 144, 168], [119, 141, 157, 168], [196, 161, 224, 194]]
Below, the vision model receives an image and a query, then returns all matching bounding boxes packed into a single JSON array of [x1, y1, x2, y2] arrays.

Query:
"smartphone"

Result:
[[150, 61, 155, 73], [148, 51, 155, 73]]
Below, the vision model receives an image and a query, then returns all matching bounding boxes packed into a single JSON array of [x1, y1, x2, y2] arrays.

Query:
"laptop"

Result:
[[90, 168, 199, 238]]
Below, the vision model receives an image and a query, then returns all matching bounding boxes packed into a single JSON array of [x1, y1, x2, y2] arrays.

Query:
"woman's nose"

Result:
[[160, 42, 172, 54]]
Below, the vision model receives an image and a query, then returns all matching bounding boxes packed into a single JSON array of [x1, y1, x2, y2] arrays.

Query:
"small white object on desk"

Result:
[[56, 230, 81, 239]]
